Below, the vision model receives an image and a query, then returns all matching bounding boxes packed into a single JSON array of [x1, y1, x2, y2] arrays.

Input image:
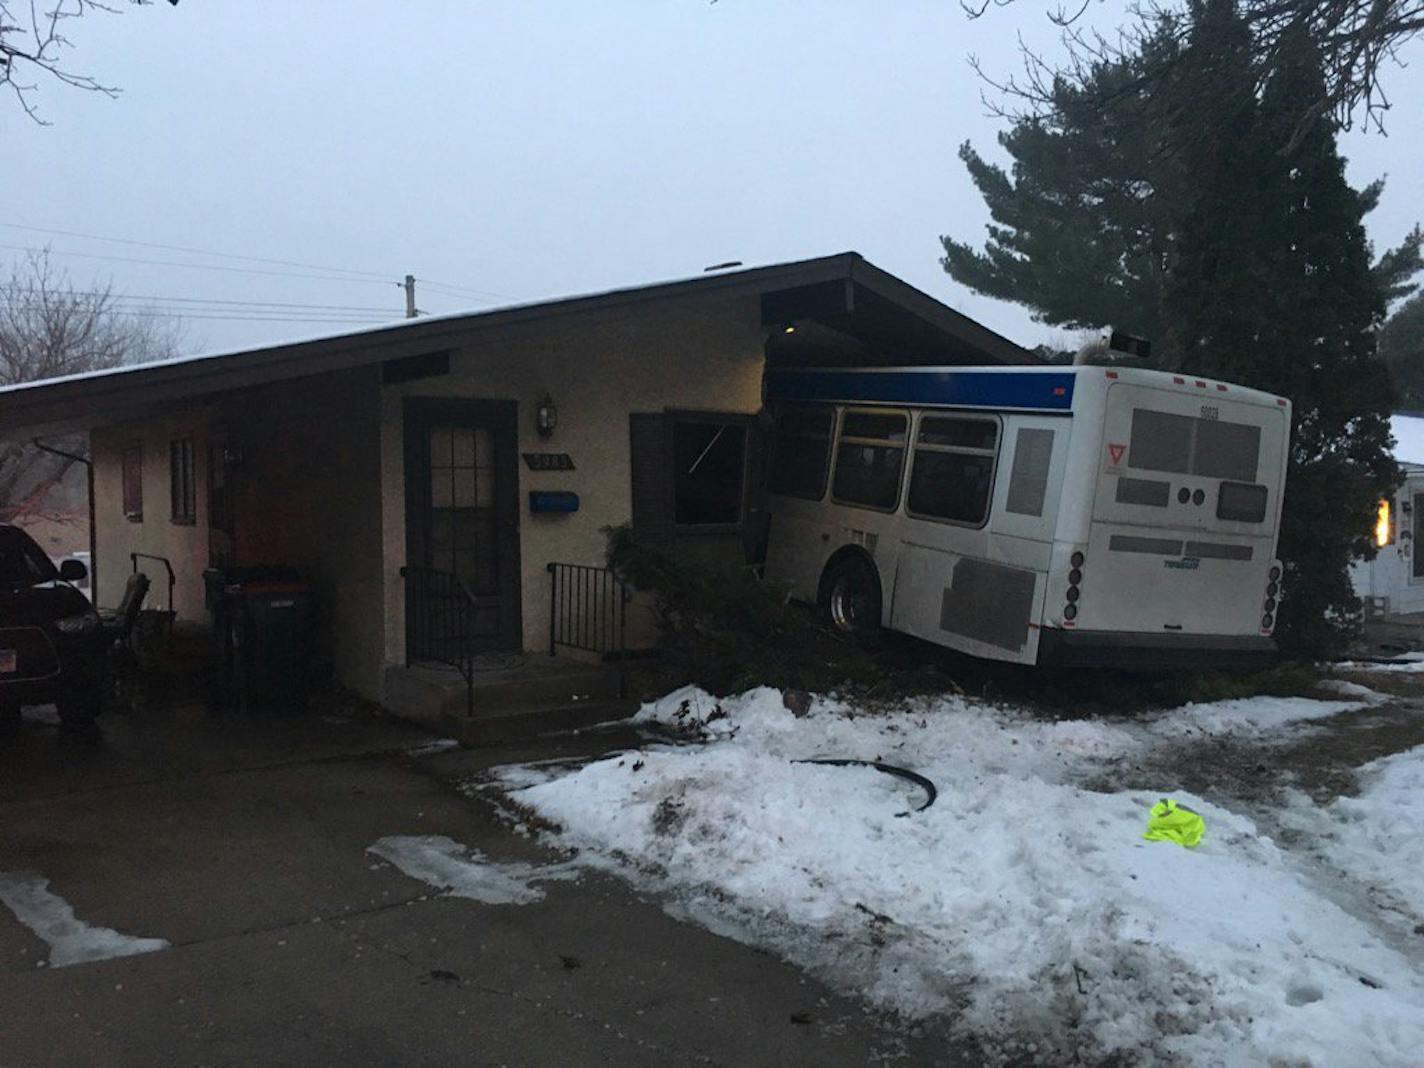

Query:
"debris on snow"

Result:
[[367, 835, 577, 905], [0, 871, 169, 968]]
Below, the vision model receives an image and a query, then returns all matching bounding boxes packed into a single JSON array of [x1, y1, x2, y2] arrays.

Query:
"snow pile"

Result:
[[1311, 746, 1424, 920], [1337, 652, 1424, 674], [1144, 693, 1371, 736], [502, 688, 1424, 1065], [0, 871, 169, 968], [367, 835, 577, 905]]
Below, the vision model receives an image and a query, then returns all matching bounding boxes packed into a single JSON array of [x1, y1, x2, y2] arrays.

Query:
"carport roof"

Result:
[[0, 251, 1036, 434]]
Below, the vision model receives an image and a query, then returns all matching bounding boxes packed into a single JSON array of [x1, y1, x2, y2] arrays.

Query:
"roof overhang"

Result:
[[0, 252, 1035, 436]]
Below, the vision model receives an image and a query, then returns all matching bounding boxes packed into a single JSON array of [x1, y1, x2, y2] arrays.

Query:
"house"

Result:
[[0, 253, 1033, 720], [1352, 413, 1424, 618]]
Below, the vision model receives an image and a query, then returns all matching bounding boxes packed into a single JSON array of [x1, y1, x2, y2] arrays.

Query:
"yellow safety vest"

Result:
[[1143, 798, 1205, 848]]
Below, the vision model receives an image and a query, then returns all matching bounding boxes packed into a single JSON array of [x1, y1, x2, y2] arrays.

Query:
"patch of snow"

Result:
[[502, 688, 1424, 1065], [20, 705, 61, 725], [367, 835, 576, 905], [1337, 654, 1424, 673], [0, 871, 169, 968], [1147, 695, 1365, 736], [1316, 678, 1389, 703], [1311, 746, 1424, 921], [403, 738, 462, 756]]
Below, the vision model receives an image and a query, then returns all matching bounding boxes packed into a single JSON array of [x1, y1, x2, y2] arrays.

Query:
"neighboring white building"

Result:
[[1351, 414, 1424, 616]]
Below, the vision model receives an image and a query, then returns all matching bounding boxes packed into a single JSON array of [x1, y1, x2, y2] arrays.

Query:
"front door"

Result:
[[404, 398, 522, 653]]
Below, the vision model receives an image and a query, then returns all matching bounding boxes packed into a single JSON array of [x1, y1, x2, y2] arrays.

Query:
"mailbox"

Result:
[[529, 491, 580, 514]]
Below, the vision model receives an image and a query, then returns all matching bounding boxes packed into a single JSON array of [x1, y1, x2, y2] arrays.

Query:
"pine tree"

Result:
[[1380, 293, 1424, 408], [940, 22, 1183, 340], [1155, 15, 1397, 654], [943, 0, 1419, 656]]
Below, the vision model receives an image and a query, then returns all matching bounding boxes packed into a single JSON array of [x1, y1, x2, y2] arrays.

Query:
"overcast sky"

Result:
[[8, 2, 1422, 358]]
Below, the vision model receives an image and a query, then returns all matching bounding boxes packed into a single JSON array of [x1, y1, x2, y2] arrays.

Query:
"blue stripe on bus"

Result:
[[764, 369, 1076, 411]]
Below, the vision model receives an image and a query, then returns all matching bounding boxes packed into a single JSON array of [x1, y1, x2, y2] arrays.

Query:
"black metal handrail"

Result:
[[547, 562, 629, 658], [402, 565, 476, 718], [131, 552, 176, 613]]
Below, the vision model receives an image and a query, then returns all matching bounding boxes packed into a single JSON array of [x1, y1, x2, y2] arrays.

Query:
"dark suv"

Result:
[[0, 524, 106, 729]]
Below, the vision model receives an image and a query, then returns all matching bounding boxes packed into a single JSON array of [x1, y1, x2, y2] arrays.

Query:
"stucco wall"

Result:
[[220, 366, 386, 697], [92, 411, 212, 621], [380, 291, 766, 664], [89, 289, 766, 705], [92, 368, 388, 698]]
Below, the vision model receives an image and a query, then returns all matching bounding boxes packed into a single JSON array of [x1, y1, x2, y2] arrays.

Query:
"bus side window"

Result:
[[1004, 428, 1054, 518], [831, 410, 908, 511], [906, 415, 999, 526], [768, 404, 834, 501]]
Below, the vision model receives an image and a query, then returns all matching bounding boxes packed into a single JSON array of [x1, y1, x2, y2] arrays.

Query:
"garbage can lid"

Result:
[[236, 580, 313, 595]]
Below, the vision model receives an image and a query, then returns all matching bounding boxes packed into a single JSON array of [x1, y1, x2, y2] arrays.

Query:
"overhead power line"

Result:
[[0, 222, 395, 281], [0, 223, 517, 302], [15, 287, 401, 313], [0, 242, 403, 286]]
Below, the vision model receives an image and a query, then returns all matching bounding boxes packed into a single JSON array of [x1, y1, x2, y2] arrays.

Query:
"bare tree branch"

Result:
[[0, 248, 186, 521], [968, 0, 1422, 139], [0, 0, 168, 123]]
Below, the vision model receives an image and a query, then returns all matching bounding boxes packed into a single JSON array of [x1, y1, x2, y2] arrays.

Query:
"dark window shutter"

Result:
[[629, 412, 673, 545]]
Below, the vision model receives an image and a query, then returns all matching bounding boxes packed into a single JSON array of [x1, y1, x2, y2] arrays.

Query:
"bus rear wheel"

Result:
[[820, 556, 882, 641]]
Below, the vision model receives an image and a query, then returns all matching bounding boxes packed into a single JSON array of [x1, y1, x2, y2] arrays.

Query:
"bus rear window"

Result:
[[769, 404, 834, 500], [1217, 482, 1268, 523], [1129, 409, 1260, 483]]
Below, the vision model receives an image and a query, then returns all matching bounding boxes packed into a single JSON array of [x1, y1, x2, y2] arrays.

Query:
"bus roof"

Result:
[[764, 365, 1289, 413]]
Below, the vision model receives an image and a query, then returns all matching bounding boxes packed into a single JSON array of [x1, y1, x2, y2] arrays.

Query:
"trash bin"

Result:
[[204, 566, 310, 714], [232, 579, 313, 716]]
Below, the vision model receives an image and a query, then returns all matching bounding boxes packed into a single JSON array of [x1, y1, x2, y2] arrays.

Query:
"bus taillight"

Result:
[[1262, 562, 1283, 633], [1065, 551, 1085, 622]]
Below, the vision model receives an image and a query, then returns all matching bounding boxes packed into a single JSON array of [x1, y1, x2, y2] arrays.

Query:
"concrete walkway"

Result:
[[0, 699, 961, 1066]]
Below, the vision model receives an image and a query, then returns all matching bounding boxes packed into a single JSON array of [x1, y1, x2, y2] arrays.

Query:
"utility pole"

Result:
[[403, 274, 417, 318]]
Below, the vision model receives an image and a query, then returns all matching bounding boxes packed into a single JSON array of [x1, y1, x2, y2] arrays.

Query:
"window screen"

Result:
[[170, 437, 196, 523], [769, 404, 833, 500], [907, 415, 999, 525], [832, 410, 907, 510], [1129, 408, 1261, 482], [672, 420, 747, 527], [1005, 428, 1054, 517], [1216, 481, 1268, 523], [122, 443, 143, 521]]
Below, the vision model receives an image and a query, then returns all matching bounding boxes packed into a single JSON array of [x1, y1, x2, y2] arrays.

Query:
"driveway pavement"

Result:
[[0, 696, 958, 1066]]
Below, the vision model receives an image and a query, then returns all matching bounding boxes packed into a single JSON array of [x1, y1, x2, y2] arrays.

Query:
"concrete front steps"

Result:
[[382, 655, 638, 746]]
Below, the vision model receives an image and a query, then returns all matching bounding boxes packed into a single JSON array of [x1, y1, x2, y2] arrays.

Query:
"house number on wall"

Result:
[[522, 452, 576, 471]]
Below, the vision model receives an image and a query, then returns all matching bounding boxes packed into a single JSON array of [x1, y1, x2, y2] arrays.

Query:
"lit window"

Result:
[[1376, 499, 1394, 548]]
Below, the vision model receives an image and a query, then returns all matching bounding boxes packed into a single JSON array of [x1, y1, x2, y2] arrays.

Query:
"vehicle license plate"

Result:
[[0, 649, 15, 674]]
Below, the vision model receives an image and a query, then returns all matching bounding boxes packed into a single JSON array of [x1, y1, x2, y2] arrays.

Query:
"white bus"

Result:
[[762, 364, 1291, 669]]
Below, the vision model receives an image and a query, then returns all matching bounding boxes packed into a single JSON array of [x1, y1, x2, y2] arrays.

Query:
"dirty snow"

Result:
[[367, 835, 577, 904], [1305, 745, 1424, 920], [1337, 652, 1424, 673], [496, 686, 1423, 1066], [0, 871, 169, 968]]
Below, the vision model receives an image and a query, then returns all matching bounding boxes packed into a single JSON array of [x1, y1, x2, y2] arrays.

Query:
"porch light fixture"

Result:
[[536, 393, 558, 439], [781, 322, 797, 334]]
